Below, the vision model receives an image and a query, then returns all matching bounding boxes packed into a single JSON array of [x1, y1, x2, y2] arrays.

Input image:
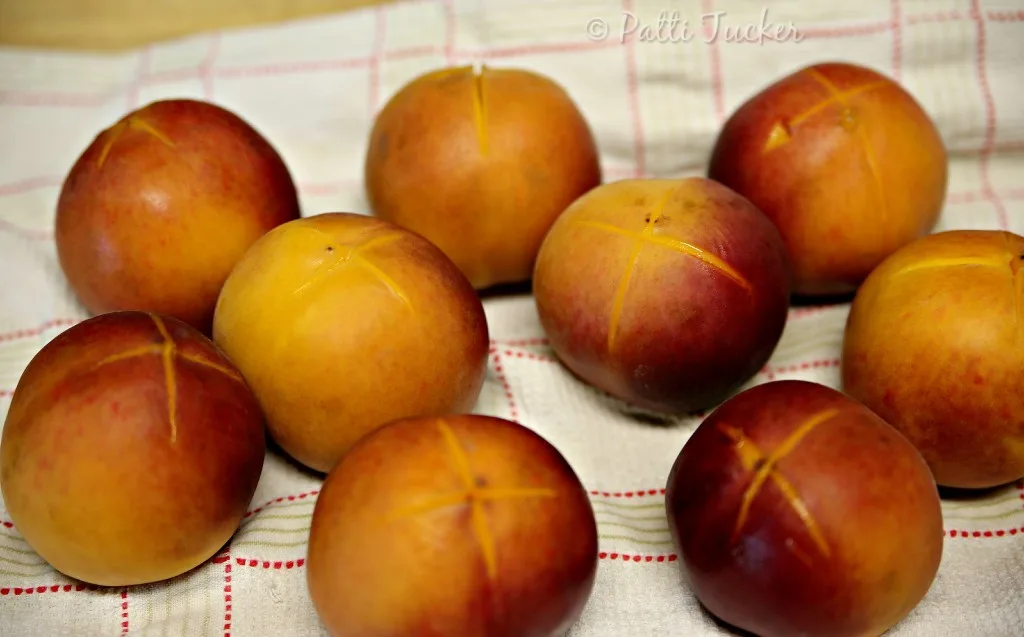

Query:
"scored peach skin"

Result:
[[0, 311, 266, 587], [306, 414, 599, 637], [365, 64, 602, 290], [212, 212, 490, 474], [533, 177, 790, 414], [56, 99, 301, 334], [666, 380, 944, 637], [707, 61, 947, 296], [842, 230, 1024, 489]]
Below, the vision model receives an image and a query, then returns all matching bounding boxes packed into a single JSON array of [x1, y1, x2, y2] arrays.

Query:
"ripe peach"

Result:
[[842, 230, 1024, 489], [532, 177, 790, 414], [707, 61, 947, 297], [0, 311, 266, 586], [55, 99, 301, 334], [666, 380, 943, 637], [211, 212, 489, 474], [364, 64, 602, 290], [306, 414, 598, 636]]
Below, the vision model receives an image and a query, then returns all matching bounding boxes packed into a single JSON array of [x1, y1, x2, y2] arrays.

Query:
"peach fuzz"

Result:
[[212, 212, 490, 474], [365, 64, 602, 290], [306, 414, 598, 637], [666, 380, 944, 637], [0, 311, 266, 586], [532, 177, 790, 414], [55, 99, 301, 334], [842, 229, 1024, 489], [707, 61, 947, 297]]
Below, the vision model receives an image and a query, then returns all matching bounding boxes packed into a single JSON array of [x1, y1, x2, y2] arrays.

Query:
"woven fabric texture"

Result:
[[1, 0, 1023, 635]]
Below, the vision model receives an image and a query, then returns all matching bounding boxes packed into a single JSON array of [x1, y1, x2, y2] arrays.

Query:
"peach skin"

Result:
[[55, 99, 301, 334], [0, 311, 266, 587], [707, 61, 947, 297], [666, 380, 944, 637], [306, 414, 599, 637], [212, 212, 490, 474], [843, 229, 1024, 489], [533, 177, 791, 414], [365, 64, 602, 290]]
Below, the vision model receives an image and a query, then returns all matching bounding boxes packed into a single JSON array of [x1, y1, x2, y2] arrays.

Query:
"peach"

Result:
[[707, 61, 947, 297], [842, 230, 1024, 489], [532, 177, 790, 414], [0, 311, 266, 586], [55, 98, 301, 334], [306, 414, 598, 636], [666, 380, 944, 637], [211, 212, 489, 474], [364, 64, 602, 290]]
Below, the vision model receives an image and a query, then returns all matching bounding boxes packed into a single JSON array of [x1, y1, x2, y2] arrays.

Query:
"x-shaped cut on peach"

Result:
[[96, 115, 176, 169], [763, 72, 889, 151], [891, 238, 1024, 342], [718, 408, 840, 560], [571, 188, 754, 354], [426, 64, 488, 153], [384, 420, 558, 580], [291, 231, 413, 310], [90, 313, 245, 442], [471, 65, 488, 154], [763, 69, 889, 224]]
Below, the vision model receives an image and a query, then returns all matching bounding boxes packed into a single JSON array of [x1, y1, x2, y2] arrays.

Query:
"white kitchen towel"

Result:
[[1, 0, 1023, 635]]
